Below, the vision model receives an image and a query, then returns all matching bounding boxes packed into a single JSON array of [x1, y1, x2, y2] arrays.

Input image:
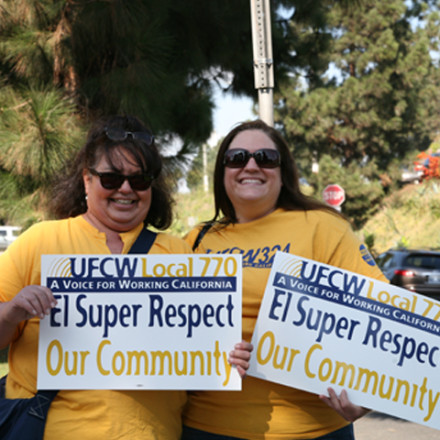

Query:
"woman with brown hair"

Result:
[[0, 115, 191, 440], [183, 119, 387, 440]]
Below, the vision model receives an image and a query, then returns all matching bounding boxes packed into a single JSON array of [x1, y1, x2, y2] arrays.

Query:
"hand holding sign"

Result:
[[320, 388, 370, 422], [228, 341, 254, 378], [4, 285, 56, 322]]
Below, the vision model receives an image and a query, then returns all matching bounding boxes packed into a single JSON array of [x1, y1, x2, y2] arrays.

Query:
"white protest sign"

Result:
[[248, 251, 440, 430], [38, 254, 241, 390]]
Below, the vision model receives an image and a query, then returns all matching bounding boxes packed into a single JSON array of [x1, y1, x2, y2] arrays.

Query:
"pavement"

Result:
[[354, 411, 440, 439]]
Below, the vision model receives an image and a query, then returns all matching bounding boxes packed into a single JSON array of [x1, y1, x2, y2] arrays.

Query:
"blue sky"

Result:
[[213, 89, 255, 138]]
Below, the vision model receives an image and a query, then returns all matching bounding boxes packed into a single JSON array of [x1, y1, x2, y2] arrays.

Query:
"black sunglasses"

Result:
[[223, 148, 281, 169], [89, 169, 154, 191], [105, 127, 154, 146]]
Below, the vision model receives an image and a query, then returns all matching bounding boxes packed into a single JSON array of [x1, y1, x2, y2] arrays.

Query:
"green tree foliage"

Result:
[[276, 0, 440, 227], [0, 0, 346, 226], [280, 0, 440, 170], [1, 0, 439, 231], [0, 1, 85, 225], [66, 0, 344, 144], [0, 83, 84, 226], [0, 0, 355, 145]]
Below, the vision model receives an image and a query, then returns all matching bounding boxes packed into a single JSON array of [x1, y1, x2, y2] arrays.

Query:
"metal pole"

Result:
[[250, 0, 274, 126]]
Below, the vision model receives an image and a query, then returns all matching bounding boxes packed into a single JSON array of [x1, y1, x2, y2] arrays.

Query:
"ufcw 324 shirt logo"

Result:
[[205, 243, 292, 268], [204, 244, 378, 270]]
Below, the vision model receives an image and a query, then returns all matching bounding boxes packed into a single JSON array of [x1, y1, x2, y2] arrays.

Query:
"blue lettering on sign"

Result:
[[148, 294, 235, 338], [47, 277, 236, 293], [69, 257, 138, 278], [72, 294, 142, 338], [361, 316, 440, 367], [50, 294, 142, 338], [299, 261, 366, 296], [271, 271, 440, 339]]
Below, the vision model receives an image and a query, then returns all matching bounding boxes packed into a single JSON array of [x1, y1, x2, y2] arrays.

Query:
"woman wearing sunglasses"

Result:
[[183, 120, 388, 440], [0, 115, 251, 440]]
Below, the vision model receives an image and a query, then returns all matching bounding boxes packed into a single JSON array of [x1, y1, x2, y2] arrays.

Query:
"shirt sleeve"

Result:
[[325, 222, 388, 283]]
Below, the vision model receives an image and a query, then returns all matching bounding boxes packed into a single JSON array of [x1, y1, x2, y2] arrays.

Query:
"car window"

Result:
[[405, 254, 440, 270], [377, 253, 394, 270]]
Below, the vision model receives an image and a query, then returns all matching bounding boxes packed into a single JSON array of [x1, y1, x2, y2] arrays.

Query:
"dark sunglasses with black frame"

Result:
[[223, 148, 281, 169], [89, 169, 154, 191], [105, 127, 154, 146]]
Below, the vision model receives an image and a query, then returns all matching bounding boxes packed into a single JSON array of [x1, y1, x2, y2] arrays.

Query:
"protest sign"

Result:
[[38, 254, 241, 390], [248, 251, 440, 430]]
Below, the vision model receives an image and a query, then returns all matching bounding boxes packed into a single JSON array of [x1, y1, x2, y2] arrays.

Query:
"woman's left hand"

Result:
[[319, 387, 370, 422], [228, 341, 253, 378]]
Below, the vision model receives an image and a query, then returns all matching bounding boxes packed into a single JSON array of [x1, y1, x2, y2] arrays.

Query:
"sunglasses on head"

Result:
[[105, 127, 154, 146], [223, 148, 281, 169], [89, 169, 154, 191]]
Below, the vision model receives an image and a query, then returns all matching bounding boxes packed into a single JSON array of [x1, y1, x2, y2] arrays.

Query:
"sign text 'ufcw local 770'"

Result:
[[248, 252, 440, 431], [38, 254, 242, 390]]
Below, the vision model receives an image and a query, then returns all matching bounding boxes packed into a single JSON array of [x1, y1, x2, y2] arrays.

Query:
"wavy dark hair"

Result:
[[49, 115, 173, 229], [211, 119, 343, 224]]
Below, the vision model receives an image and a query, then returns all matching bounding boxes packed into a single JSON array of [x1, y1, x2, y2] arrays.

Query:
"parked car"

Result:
[[0, 226, 21, 250], [376, 249, 440, 301], [400, 168, 423, 184]]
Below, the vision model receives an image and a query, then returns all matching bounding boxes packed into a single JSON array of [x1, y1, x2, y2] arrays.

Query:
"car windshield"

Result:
[[404, 254, 440, 270]]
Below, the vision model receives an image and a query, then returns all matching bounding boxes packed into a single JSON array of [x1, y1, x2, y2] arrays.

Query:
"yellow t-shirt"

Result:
[[0, 215, 191, 440], [184, 208, 388, 440]]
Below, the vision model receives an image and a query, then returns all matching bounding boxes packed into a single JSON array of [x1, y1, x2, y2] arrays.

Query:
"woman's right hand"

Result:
[[1, 285, 57, 325]]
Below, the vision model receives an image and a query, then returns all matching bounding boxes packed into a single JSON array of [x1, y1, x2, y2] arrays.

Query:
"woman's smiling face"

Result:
[[224, 129, 282, 223], [83, 148, 152, 233]]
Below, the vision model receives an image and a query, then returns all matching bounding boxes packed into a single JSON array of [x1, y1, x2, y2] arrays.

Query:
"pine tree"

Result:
[[278, 0, 440, 171], [0, 1, 84, 225], [0, 0, 340, 225], [277, 0, 440, 227]]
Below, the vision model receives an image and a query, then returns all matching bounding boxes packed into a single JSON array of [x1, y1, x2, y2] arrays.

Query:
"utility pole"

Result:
[[250, 0, 274, 126]]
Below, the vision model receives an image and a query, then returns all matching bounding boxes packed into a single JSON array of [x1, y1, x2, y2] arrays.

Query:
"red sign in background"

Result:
[[323, 184, 345, 207]]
